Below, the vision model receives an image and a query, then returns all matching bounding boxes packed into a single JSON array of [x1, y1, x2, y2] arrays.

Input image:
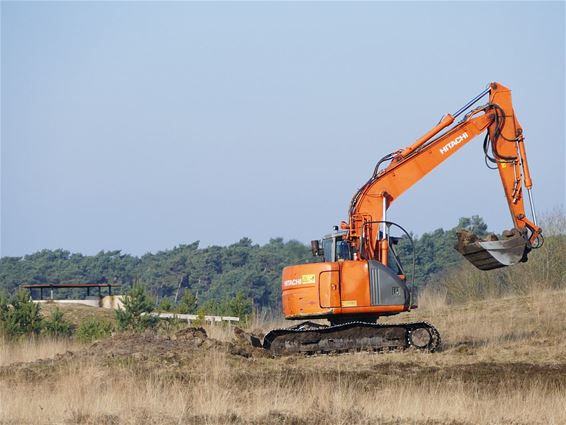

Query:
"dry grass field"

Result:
[[1, 289, 566, 425]]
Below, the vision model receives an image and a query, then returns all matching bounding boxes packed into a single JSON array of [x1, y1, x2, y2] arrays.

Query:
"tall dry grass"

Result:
[[0, 336, 80, 367], [409, 287, 566, 363], [1, 348, 565, 425]]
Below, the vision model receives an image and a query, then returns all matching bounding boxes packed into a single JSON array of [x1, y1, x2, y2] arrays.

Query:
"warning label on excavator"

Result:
[[342, 300, 357, 307], [283, 275, 316, 287], [301, 274, 316, 284]]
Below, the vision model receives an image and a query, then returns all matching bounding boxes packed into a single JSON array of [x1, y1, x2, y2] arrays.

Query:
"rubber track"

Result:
[[263, 321, 441, 355]]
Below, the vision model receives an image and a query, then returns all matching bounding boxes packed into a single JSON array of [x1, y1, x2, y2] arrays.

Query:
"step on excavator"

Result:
[[261, 82, 543, 355]]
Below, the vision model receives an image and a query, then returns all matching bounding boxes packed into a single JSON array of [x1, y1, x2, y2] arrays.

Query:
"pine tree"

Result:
[[115, 284, 158, 331]]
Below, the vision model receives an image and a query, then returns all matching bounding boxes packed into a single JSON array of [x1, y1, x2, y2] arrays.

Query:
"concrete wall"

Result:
[[34, 299, 100, 308], [33, 295, 125, 310], [101, 295, 124, 310]]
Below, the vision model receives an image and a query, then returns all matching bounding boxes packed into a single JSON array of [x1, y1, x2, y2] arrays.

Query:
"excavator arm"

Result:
[[343, 82, 542, 267]]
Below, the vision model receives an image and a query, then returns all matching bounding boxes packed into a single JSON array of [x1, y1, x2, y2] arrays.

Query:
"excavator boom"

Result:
[[344, 82, 541, 269]]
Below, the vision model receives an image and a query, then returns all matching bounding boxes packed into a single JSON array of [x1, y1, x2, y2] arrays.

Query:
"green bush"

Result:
[[227, 292, 253, 320], [191, 309, 206, 326], [115, 284, 158, 332], [0, 290, 43, 338], [199, 291, 253, 323], [0, 291, 9, 327], [43, 307, 73, 338], [76, 317, 113, 343], [176, 290, 198, 314], [158, 297, 174, 312]]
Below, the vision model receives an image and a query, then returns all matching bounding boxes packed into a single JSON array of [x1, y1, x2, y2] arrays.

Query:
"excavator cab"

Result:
[[312, 226, 413, 279], [312, 230, 353, 262]]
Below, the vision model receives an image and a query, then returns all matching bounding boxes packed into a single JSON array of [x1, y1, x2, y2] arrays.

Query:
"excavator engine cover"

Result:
[[455, 228, 530, 271]]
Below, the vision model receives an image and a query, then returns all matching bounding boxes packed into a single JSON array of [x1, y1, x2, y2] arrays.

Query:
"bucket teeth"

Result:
[[455, 228, 530, 270]]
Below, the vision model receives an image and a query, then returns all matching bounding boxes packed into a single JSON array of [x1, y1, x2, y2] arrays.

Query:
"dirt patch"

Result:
[[86, 326, 271, 360], [89, 327, 219, 357], [181, 410, 472, 425], [440, 361, 566, 389], [0, 327, 269, 383]]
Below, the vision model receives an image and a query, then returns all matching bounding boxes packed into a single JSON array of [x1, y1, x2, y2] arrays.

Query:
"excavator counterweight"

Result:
[[261, 82, 542, 354]]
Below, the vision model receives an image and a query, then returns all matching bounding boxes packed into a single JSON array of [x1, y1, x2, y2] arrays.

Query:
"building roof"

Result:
[[21, 283, 120, 289]]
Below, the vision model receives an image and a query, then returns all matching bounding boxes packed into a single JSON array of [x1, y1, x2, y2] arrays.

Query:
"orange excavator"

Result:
[[262, 82, 543, 354]]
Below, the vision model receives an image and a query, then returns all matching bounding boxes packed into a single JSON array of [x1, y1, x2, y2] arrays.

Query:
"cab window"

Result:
[[336, 239, 352, 261], [322, 238, 333, 262]]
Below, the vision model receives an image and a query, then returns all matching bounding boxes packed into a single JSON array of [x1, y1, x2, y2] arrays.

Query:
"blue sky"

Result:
[[1, 1, 564, 257]]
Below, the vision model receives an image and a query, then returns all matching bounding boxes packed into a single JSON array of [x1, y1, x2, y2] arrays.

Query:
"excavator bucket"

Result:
[[455, 229, 530, 271]]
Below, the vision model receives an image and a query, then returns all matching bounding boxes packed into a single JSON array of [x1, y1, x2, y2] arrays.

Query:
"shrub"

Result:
[[0, 291, 9, 326], [227, 292, 253, 321], [43, 307, 73, 338], [198, 292, 253, 323], [0, 290, 43, 338], [158, 297, 174, 312], [115, 284, 158, 332], [176, 290, 198, 314], [191, 309, 206, 326], [76, 317, 113, 343]]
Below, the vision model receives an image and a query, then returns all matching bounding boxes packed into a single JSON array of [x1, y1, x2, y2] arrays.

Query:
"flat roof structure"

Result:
[[22, 283, 119, 289], [22, 283, 120, 300]]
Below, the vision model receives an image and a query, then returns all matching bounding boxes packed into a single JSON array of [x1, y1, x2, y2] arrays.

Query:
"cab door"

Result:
[[319, 268, 340, 308]]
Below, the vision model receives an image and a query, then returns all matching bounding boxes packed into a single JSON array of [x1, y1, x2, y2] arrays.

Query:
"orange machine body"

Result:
[[282, 261, 408, 320], [282, 82, 541, 322]]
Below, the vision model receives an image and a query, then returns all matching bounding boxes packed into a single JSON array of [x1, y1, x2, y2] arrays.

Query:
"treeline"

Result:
[[0, 238, 312, 310], [1, 216, 494, 310]]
